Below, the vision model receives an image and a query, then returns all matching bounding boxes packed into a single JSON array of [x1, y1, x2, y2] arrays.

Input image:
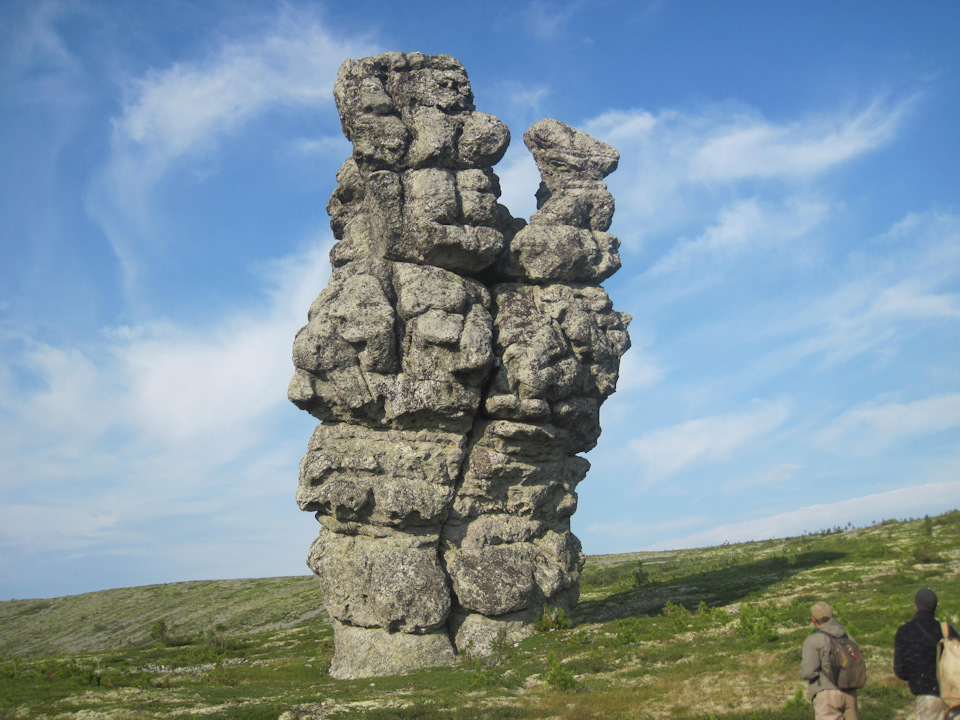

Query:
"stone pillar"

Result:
[[289, 52, 630, 678]]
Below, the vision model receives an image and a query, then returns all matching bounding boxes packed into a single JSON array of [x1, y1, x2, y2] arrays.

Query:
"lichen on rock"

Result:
[[289, 51, 631, 679]]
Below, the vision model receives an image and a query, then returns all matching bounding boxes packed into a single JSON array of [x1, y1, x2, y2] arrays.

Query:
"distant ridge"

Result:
[[0, 576, 325, 657], [3, 513, 958, 660]]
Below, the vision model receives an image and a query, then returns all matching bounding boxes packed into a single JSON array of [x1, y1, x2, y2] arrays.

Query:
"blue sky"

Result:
[[2, 0, 959, 600]]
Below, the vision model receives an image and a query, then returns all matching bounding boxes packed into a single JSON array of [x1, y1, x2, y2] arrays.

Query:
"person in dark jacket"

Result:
[[894, 588, 959, 720], [801, 601, 860, 720]]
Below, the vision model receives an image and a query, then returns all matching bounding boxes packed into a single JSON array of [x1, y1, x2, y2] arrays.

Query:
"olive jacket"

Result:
[[800, 618, 855, 701]]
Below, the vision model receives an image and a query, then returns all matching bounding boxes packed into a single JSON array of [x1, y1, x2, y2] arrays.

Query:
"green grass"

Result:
[[1, 510, 958, 719]]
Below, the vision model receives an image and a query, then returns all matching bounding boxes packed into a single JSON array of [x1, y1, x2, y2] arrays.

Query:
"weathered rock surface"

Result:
[[289, 51, 630, 679]]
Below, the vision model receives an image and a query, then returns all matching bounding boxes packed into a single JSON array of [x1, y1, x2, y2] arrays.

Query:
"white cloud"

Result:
[[791, 284, 960, 366], [878, 211, 960, 272], [0, 504, 117, 550], [582, 96, 914, 250], [85, 9, 371, 292], [723, 463, 803, 492], [0, 342, 123, 488], [585, 515, 704, 547], [0, 237, 331, 531], [586, 109, 658, 144], [113, 8, 362, 160], [520, 0, 587, 41], [613, 344, 664, 394], [766, 210, 960, 367], [649, 480, 960, 550], [1, 0, 77, 83], [818, 393, 960, 450], [629, 399, 790, 485], [498, 80, 549, 117], [870, 283, 960, 320], [587, 96, 912, 187], [496, 145, 541, 222], [118, 238, 331, 459], [688, 97, 911, 181], [122, 324, 291, 450], [290, 135, 352, 158], [13, 343, 111, 443], [647, 196, 829, 276]]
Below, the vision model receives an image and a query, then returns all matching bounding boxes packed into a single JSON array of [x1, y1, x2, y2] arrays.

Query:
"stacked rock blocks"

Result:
[[289, 52, 631, 679]]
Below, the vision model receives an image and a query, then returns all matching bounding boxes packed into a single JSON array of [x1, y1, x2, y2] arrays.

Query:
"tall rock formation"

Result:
[[289, 51, 630, 679]]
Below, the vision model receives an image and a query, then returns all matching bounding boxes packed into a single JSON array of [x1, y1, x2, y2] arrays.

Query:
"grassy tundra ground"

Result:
[[1, 511, 958, 720]]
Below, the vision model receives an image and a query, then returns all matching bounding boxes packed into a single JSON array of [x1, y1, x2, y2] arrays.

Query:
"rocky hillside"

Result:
[[0, 576, 325, 657], [1, 511, 958, 720]]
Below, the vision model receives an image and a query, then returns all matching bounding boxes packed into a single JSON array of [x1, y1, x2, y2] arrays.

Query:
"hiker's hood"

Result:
[[818, 618, 846, 638]]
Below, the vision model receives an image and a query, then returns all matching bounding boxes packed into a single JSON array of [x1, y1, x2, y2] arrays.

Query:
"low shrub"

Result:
[[545, 650, 577, 691], [535, 604, 572, 632], [738, 603, 779, 644]]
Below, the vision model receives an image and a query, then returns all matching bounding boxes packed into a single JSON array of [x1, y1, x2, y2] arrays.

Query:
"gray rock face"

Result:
[[289, 52, 631, 679]]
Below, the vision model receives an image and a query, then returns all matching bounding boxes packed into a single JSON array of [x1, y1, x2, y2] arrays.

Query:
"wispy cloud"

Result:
[[766, 210, 960, 367], [614, 344, 665, 394], [1, 0, 78, 85], [119, 238, 330, 459], [647, 196, 829, 276], [504, 82, 549, 114], [649, 480, 960, 549], [723, 463, 803, 493], [113, 16, 345, 159], [795, 286, 960, 367], [519, 0, 587, 41], [585, 515, 704, 547], [85, 8, 371, 293], [688, 97, 912, 181], [289, 135, 351, 158], [629, 399, 790, 485], [583, 95, 915, 251], [588, 95, 914, 186], [0, 504, 118, 550], [0, 238, 331, 552], [818, 393, 960, 450], [496, 145, 541, 222]]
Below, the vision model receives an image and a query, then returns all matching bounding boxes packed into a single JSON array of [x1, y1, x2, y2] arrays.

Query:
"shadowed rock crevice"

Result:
[[289, 51, 630, 678]]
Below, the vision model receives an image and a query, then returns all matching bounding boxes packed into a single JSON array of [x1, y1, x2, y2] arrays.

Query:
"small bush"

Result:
[[1, 658, 23, 680], [469, 658, 495, 688], [615, 616, 644, 645], [662, 601, 692, 628], [148, 618, 192, 647], [204, 622, 229, 652], [633, 561, 651, 589], [535, 604, 572, 632], [545, 651, 577, 691], [490, 627, 510, 653], [691, 601, 729, 631], [912, 543, 943, 564], [738, 603, 778, 644], [783, 688, 806, 710], [150, 619, 168, 646]]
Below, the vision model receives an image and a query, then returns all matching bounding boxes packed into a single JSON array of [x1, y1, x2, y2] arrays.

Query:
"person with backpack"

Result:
[[800, 600, 865, 720], [894, 588, 960, 720]]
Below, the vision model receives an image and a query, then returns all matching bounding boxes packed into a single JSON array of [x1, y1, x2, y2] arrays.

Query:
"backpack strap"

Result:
[[815, 629, 840, 684], [817, 629, 848, 640], [943, 621, 950, 640]]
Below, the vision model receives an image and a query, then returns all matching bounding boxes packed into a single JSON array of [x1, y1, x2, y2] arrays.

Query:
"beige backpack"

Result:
[[939, 621, 960, 709]]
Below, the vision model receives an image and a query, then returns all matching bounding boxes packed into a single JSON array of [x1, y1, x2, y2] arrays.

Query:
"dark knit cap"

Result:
[[915, 588, 938, 612]]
